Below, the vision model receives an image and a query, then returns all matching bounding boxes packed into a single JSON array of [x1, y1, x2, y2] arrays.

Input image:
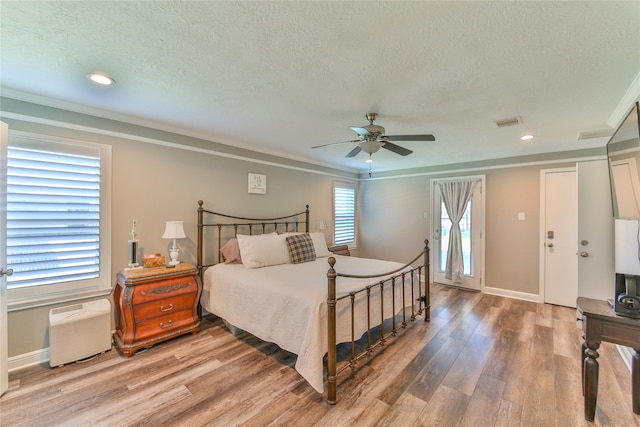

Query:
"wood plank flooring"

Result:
[[1, 283, 638, 426]]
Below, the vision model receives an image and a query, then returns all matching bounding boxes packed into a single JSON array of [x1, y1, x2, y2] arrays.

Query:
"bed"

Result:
[[196, 201, 430, 403]]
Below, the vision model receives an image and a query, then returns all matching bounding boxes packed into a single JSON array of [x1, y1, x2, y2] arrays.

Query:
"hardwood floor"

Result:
[[1, 283, 638, 427]]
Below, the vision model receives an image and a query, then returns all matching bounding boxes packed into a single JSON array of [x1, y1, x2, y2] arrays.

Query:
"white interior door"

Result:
[[1, 121, 9, 396], [577, 160, 615, 300], [541, 168, 578, 306], [431, 176, 485, 291]]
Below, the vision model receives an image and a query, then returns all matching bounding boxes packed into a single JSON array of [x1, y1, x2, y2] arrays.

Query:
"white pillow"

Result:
[[236, 233, 291, 269], [309, 232, 332, 257]]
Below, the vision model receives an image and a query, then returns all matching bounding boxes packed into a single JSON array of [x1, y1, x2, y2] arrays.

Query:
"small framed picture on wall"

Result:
[[248, 173, 267, 194]]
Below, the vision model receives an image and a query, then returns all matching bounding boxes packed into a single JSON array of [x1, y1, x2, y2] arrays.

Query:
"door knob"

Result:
[[547, 243, 554, 248], [0, 268, 13, 277], [580, 251, 589, 258]]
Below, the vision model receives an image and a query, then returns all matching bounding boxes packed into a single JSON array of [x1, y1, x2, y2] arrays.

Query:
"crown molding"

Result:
[[608, 70, 640, 129], [0, 87, 358, 175]]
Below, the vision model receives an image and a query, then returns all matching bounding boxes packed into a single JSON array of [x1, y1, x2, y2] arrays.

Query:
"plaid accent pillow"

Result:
[[285, 233, 317, 264]]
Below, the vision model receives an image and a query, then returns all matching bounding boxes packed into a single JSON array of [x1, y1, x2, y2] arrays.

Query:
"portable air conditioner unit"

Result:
[[49, 299, 112, 368]]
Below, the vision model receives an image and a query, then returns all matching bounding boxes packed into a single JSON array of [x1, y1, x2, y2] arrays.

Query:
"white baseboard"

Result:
[[483, 286, 540, 303], [8, 348, 49, 372]]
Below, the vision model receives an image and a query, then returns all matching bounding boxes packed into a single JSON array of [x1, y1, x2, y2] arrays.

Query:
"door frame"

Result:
[[1, 121, 8, 396], [430, 175, 486, 291]]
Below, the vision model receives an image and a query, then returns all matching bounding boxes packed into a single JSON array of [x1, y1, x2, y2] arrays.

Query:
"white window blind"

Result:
[[6, 134, 111, 308], [333, 182, 356, 246], [7, 147, 101, 287]]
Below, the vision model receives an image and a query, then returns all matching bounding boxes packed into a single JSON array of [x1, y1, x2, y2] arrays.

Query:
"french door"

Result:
[[431, 176, 485, 291]]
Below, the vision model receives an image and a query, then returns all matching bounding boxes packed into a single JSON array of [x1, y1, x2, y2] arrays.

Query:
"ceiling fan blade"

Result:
[[312, 139, 360, 149], [350, 126, 371, 138], [345, 146, 362, 158], [385, 134, 435, 142], [382, 142, 413, 156]]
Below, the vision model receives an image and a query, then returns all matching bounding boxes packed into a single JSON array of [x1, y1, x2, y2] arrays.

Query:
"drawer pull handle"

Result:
[[160, 304, 174, 312], [159, 320, 173, 329]]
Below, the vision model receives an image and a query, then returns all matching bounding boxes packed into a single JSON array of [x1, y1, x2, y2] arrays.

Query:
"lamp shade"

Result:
[[162, 221, 186, 240], [615, 218, 640, 275]]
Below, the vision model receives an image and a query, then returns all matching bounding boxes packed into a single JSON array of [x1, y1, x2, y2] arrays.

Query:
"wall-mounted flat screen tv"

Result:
[[607, 102, 640, 218]]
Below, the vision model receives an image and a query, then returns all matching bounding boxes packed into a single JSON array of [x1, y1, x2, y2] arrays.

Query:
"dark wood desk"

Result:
[[576, 297, 640, 421]]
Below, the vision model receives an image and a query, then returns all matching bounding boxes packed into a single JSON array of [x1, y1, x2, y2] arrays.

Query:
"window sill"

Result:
[[7, 287, 112, 312]]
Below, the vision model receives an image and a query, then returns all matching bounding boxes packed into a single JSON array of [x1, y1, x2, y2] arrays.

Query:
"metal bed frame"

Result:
[[196, 200, 430, 404]]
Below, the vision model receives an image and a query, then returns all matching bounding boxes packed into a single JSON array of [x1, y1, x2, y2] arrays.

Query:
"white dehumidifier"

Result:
[[48, 298, 112, 367]]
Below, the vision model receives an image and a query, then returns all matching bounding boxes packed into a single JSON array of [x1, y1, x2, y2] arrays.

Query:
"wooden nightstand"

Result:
[[113, 263, 201, 357]]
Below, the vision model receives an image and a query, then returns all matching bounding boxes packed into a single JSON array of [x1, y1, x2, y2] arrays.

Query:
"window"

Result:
[[6, 133, 111, 309], [332, 181, 356, 246]]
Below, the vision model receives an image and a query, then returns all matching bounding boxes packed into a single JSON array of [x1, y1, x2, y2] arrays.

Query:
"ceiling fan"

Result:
[[312, 113, 435, 159]]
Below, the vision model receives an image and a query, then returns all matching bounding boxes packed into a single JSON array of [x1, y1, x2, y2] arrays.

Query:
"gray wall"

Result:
[[358, 161, 585, 296], [2, 98, 607, 361], [3, 101, 354, 359]]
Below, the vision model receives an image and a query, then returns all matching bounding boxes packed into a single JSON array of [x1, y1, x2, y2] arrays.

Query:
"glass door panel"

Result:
[[432, 177, 484, 290]]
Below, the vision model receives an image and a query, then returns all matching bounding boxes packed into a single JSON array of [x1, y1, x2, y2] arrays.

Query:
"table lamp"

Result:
[[162, 221, 186, 266]]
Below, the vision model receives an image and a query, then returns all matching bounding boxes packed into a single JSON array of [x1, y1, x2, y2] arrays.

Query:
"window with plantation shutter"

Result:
[[333, 182, 356, 246], [6, 134, 111, 308]]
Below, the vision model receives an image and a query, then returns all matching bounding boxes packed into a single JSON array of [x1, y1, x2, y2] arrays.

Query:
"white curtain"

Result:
[[438, 180, 477, 284]]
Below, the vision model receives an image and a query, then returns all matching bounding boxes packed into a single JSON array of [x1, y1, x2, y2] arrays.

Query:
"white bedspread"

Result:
[[201, 256, 418, 393]]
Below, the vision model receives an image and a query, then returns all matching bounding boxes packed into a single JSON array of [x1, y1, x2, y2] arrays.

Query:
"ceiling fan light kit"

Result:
[[313, 113, 436, 163]]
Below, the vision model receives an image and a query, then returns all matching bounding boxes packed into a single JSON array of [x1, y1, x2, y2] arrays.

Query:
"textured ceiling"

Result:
[[1, 1, 639, 173]]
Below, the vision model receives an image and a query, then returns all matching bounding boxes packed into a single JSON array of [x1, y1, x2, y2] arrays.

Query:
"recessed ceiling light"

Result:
[[88, 73, 115, 85], [520, 134, 535, 141]]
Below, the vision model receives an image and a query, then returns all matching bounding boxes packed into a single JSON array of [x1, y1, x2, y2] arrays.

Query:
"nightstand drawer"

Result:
[[135, 309, 195, 337], [132, 276, 198, 304], [134, 293, 196, 321]]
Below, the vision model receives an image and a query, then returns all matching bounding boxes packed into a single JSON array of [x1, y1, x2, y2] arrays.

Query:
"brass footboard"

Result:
[[326, 239, 430, 404]]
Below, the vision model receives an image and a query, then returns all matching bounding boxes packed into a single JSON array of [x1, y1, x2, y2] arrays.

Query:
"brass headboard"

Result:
[[196, 200, 309, 277]]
